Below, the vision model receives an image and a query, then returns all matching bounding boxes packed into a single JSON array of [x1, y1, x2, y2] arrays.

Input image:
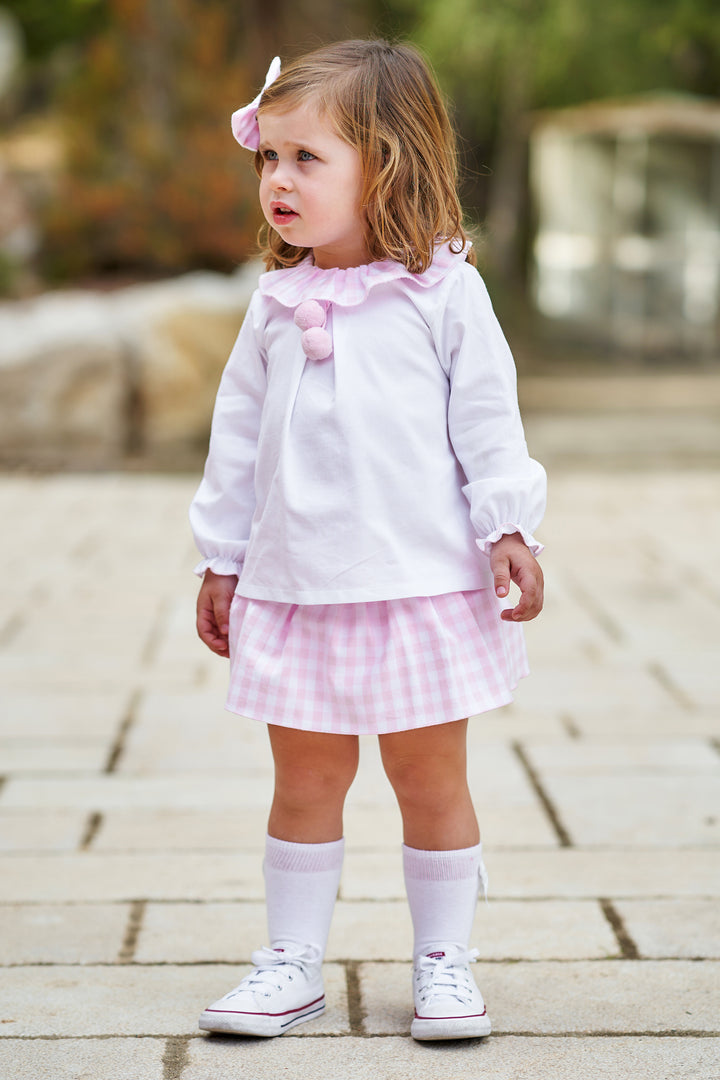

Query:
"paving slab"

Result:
[[135, 898, 616, 964], [135, 901, 269, 964], [184, 1034, 720, 1080], [0, 692, 130, 739], [359, 960, 720, 1035], [341, 849, 720, 900], [0, 657, 143, 691], [0, 1038, 166, 1080], [0, 853, 266, 902], [560, 706, 720, 739], [524, 410, 720, 469], [0, 467, 719, 1078], [345, 739, 543, 810], [8, 795, 553, 856], [0, 774, 275, 810], [512, 663, 677, 712], [659, 655, 720, 707], [0, 903, 130, 964], [97, 803, 576, 854], [0, 742, 110, 772], [0, 963, 349, 1037], [20, 847, 720, 906], [458, 804, 560, 846], [118, 700, 273, 773], [0, 636, 146, 678], [465, 705, 569, 741], [92, 808, 272, 852], [539, 774, 720, 846], [473, 898, 618, 960], [524, 739, 720, 773], [0, 810, 88, 852], [615, 899, 720, 959]]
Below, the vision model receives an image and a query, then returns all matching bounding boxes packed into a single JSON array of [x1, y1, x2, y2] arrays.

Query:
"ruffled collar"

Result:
[[258, 241, 470, 308]]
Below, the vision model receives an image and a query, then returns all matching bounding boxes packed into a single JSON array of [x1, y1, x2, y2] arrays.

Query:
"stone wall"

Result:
[[0, 262, 261, 469]]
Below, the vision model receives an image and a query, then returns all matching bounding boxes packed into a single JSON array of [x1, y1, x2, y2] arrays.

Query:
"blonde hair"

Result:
[[254, 39, 476, 273]]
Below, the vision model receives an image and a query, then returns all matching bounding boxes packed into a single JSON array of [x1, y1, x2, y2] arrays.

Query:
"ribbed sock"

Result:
[[402, 843, 487, 958], [264, 834, 345, 959]]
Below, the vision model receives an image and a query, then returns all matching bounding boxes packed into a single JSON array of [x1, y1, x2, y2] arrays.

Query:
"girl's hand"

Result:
[[490, 533, 544, 622], [196, 570, 239, 657]]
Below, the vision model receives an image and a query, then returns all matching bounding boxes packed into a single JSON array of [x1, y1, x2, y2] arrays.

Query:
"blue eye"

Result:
[[298, 150, 315, 162], [262, 149, 278, 161]]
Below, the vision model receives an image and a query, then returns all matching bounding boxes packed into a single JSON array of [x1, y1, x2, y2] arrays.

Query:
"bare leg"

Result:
[[267, 725, 360, 843], [378, 719, 479, 850]]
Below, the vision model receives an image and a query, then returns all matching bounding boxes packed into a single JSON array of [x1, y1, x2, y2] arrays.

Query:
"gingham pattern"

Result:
[[225, 591, 528, 735]]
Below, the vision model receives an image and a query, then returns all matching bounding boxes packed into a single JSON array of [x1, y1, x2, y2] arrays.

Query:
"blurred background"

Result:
[[0, 0, 719, 470]]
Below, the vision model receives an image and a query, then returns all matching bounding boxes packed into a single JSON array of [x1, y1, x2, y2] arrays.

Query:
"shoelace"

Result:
[[226, 944, 321, 1000], [414, 948, 480, 1007]]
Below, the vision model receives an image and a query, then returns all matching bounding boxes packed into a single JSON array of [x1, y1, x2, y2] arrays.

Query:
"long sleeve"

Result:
[[189, 292, 267, 577], [440, 266, 546, 556]]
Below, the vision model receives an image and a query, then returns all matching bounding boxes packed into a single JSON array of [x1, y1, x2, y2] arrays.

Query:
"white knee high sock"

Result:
[[402, 843, 487, 959], [264, 835, 344, 959]]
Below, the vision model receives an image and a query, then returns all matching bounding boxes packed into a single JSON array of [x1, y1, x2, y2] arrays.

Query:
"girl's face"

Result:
[[258, 101, 369, 270]]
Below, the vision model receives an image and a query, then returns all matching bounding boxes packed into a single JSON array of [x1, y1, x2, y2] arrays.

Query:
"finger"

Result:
[[213, 593, 233, 637], [197, 618, 222, 652], [197, 605, 229, 655], [492, 555, 511, 599], [196, 596, 217, 637], [501, 581, 544, 622]]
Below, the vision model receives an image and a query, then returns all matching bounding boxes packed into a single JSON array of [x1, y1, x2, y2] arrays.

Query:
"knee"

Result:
[[274, 755, 358, 813], [382, 753, 466, 813]]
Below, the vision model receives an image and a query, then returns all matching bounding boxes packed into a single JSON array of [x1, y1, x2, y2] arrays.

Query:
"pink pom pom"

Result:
[[301, 327, 333, 361], [294, 300, 326, 331]]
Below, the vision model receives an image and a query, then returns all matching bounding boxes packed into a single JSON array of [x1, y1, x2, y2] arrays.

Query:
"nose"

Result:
[[270, 161, 293, 192]]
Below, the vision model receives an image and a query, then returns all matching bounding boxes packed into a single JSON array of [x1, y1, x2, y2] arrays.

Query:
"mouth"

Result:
[[270, 203, 299, 225]]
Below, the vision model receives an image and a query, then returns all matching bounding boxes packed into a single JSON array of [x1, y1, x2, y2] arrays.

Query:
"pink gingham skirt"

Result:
[[225, 590, 528, 735]]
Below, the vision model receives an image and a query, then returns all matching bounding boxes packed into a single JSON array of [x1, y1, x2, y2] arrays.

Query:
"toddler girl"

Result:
[[190, 39, 545, 1042]]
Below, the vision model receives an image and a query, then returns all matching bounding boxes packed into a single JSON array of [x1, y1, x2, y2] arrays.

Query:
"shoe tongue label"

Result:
[[427, 951, 446, 959]]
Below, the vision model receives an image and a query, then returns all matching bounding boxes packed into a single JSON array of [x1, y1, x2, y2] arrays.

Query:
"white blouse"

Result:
[[189, 242, 546, 604]]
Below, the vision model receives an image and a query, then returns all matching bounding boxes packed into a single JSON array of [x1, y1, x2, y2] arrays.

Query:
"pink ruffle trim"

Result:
[[476, 524, 544, 558], [258, 240, 471, 308]]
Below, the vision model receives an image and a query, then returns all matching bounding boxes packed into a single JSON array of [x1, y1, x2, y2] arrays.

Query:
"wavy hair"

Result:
[[254, 39, 475, 273]]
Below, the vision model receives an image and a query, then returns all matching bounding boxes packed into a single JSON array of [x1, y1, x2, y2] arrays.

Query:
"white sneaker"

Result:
[[411, 946, 492, 1041], [199, 943, 325, 1037]]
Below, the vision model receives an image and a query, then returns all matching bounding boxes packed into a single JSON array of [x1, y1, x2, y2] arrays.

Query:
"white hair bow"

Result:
[[231, 57, 282, 150]]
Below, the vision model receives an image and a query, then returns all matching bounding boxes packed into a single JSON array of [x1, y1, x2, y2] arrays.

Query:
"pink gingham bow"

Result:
[[231, 57, 281, 150]]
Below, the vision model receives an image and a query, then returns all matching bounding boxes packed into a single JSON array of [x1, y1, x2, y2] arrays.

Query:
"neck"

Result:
[[312, 239, 372, 270]]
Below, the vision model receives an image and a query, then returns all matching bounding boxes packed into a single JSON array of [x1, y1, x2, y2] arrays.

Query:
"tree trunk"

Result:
[[484, 56, 532, 284]]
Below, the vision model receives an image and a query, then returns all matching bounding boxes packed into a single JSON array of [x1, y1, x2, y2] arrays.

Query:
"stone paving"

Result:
[[1, 459, 719, 1079]]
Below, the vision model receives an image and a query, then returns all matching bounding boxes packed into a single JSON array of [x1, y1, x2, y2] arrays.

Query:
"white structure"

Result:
[[530, 95, 720, 356]]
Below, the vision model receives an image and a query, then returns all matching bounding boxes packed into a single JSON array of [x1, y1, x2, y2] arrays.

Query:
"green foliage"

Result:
[[39, 0, 262, 279], [398, 0, 720, 277], [12, 0, 720, 285], [409, 0, 720, 130], [30, 0, 414, 282], [0, 250, 20, 294], [3, 0, 106, 58]]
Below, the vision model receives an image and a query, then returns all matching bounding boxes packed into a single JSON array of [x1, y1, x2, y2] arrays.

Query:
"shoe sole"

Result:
[[199, 996, 325, 1037], [411, 1013, 492, 1041]]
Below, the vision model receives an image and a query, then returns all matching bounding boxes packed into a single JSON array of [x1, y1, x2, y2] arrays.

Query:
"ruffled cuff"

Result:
[[193, 556, 243, 579], [476, 523, 544, 558]]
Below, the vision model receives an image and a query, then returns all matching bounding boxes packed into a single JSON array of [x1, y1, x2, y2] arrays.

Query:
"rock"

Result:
[[110, 264, 260, 459], [0, 261, 261, 468], [0, 291, 130, 467]]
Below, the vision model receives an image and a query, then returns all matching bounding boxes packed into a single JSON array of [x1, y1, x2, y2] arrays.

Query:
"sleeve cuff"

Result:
[[193, 556, 243, 578], [476, 524, 544, 558]]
